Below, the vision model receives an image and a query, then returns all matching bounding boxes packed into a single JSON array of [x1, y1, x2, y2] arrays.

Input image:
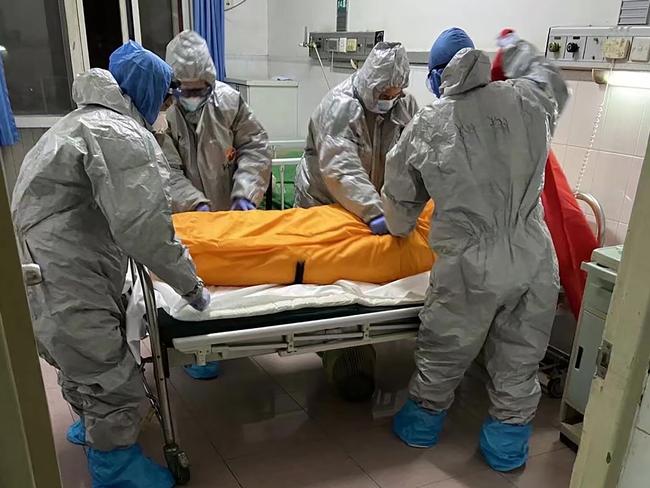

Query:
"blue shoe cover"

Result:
[[184, 361, 221, 380], [88, 444, 175, 488], [66, 419, 86, 445], [480, 417, 532, 472], [392, 398, 447, 448]]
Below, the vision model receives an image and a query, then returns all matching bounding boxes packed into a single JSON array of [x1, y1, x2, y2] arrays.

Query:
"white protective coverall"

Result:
[[160, 30, 272, 212], [383, 42, 568, 424], [11, 68, 202, 451]]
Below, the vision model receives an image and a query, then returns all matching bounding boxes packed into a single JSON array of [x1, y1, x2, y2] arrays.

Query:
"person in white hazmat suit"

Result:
[[385, 29, 568, 472], [157, 30, 272, 380], [158, 30, 272, 214], [294, 41, 419, 235], [11, 41, 210, 487]]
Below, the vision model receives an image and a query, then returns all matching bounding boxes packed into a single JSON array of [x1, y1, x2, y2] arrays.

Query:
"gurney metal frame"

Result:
[[133, 262, 421, 484], [170, 306, 421, 363], [264, 139, 304, 210], [135, 263, 192, 484]]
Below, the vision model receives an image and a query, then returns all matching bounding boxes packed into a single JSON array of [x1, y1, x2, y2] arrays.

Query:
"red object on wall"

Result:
[[542, 151, 599, 319]]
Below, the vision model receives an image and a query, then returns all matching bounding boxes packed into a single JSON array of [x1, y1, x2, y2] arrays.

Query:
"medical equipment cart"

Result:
[[560, 245, 623, 448]]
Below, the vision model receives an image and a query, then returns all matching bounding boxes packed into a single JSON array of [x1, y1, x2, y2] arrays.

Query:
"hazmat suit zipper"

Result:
[[370, 115, 384, 190], [186, 111, 210, 197]]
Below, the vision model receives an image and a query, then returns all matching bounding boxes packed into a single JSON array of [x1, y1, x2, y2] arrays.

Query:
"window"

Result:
[[0, 0, 73, 115], [83, 0, 124, 69], [0, 0, 188, 117], [139, 0, 176, 60], [81, 0, 181, 69]]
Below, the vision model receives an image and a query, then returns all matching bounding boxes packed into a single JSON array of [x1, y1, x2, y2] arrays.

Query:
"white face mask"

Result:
[[375, 98, 397, 114], [179, 96, 206, 113]]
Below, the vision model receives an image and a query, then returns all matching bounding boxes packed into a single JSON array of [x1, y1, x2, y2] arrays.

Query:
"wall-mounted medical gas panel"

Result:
[[546, 26, 650, 71], [308, 31, 385, 64]]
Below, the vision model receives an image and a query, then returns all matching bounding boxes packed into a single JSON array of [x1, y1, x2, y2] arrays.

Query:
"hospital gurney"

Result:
[[129, 261, 425, 484]]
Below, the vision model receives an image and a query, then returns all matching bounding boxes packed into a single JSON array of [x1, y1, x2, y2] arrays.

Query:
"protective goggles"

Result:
[[176, 85, 213, 99], [162, 79, 181, 109]]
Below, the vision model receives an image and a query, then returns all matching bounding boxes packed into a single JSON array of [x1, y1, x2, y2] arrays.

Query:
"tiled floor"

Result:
[[42, 340, 575, 487]]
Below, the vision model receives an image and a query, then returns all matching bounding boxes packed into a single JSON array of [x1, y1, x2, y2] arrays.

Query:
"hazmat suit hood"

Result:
[[440, 48, 491, 97], [426, 27, 475, 97], [166, 30, 217, 86], [353, 42, 410, 113], [72, 68, 144, 125], [108, 41, 173, 125], [428, 28, 475, 71]]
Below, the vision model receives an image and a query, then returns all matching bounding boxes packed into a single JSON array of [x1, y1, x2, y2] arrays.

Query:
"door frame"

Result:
[[570, 136, 650, 486], [0, 156, 61, 488]]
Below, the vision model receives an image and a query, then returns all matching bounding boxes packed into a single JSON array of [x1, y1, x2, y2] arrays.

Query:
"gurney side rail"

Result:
[[169, 307, 422, 363], [172, 306, 421, 352]]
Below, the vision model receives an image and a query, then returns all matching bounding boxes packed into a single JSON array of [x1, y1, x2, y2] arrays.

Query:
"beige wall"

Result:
[[552, 81, 647, 246]]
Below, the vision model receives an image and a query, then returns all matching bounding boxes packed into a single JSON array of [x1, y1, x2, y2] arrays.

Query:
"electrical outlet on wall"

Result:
[[630, 37, 650, 62], [603, 38, 631, 60]]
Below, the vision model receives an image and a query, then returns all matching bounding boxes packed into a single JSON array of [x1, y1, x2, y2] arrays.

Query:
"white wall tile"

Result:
[[591, 151, 635, 223], [566, 81, 607, 148], [596, 87, 649, 155], [616, 223, 629, 245], [604, 219, 619, 246], [620, 157, 644, 224], [553, 81, 577, 145], [563, 145, 596, 192], [635, 99, 650, 157]]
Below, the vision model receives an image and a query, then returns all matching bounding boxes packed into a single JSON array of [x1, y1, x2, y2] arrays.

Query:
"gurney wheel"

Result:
[[322, 346, 377, 402], [164, 445, 191, 485]]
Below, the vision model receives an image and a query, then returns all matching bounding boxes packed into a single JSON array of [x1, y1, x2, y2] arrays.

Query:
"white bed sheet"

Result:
[[126, 272, 429, 361]]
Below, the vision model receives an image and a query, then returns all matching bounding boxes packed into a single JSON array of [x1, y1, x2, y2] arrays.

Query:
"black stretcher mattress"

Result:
[[158, 304, 422, 346]]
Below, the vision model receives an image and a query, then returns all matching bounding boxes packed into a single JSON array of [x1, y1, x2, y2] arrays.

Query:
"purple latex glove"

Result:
[[184, 285, 211, 311], [195, 203, 210, 212], [369, 215, 389, 235], [231, 198, 256, 211]]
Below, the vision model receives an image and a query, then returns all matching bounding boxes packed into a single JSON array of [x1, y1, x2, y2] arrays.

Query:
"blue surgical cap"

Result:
[[109, 41, 172, 125], [428, 28, 475, 72]]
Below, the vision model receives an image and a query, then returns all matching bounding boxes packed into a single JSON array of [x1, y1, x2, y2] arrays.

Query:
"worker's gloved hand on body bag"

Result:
[[231, 198, 256, 211], [369, 215, 390, 235], [184, 283, 211, 311], [195, 203, 211, 212]]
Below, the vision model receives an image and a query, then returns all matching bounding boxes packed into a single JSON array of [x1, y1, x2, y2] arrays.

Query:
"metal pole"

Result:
[[135, 264, 175, 444], [171, 0, 181, 35], [131, 0, 142, 43]]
